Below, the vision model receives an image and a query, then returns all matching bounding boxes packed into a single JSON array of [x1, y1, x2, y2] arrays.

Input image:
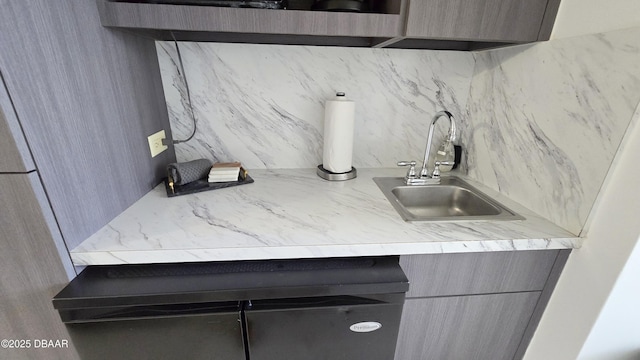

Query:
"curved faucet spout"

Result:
[[420, 111, 456, 178]]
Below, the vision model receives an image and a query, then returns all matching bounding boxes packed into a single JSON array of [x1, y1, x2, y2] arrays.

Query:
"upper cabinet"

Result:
[[97, 0, 406, 47], [404, 0, 555, 42], [96, 0, 561, 50]]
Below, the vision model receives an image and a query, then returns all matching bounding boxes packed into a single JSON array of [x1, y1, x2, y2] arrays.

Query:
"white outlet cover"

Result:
[[147, 130, 168, 158]]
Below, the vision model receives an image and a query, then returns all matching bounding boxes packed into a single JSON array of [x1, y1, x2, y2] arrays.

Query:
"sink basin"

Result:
[[373, 177, 524, 222]]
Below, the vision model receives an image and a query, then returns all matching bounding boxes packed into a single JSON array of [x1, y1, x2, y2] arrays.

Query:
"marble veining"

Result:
[[465, 27, 640, 234], [156, 42, 475, 169], [137, 27, 640, 262], [71, 169, 579, 265]]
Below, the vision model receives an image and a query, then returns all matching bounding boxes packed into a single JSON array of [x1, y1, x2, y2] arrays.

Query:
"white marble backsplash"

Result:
[[156, 27, 640, 236], [156, 42, 475, 168], [465, 27, 640, 235]]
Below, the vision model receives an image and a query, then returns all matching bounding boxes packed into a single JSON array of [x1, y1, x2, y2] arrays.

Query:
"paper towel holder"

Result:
[[317, 164, 357, 181], [318, 91, 357, 181]]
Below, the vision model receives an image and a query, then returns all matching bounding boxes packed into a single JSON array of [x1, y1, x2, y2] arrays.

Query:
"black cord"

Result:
[[171, 32, 197, 144]]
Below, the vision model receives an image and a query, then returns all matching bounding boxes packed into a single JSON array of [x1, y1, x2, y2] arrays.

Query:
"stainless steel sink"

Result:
[[373, 176, 524, 222]]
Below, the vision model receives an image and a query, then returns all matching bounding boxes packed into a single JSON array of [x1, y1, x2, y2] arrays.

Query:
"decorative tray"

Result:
[[164, 174, 254, 197]]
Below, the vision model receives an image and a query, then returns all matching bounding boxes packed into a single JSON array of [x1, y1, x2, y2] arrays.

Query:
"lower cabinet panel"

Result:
[[394, 292, 540, 360], [400, 251, 558, 298], [0, 173, 78, 360]]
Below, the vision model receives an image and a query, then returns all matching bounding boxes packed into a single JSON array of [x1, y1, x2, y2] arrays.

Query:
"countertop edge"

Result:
[[70, 237, 582, 266]]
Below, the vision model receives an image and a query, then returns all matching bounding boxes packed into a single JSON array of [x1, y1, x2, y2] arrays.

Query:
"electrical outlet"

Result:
[[147, 130, 168, 158]]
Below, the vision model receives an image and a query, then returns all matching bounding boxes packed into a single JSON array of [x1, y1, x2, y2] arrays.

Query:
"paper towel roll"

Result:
[[322, 92, 355, 173]]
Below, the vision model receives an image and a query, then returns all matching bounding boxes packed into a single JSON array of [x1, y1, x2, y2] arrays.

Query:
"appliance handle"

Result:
[[59, 301, 241, 324]]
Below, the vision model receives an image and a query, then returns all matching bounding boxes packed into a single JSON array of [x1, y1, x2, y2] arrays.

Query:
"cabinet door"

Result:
[[400, 250, 558, 298], [405, 0, 548, 42], [0, 173, 77, 359], [395, 293, 540, 360], [66, 312, 245, 360], [0, 71, 35, 172], [246, 301, 404, 360]]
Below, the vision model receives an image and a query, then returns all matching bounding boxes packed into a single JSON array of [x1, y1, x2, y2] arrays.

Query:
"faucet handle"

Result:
[[432, 162, 441, 179], [397, 160, 417, 179], [433, 161, 454, 179], [397, 160, 416, 167]]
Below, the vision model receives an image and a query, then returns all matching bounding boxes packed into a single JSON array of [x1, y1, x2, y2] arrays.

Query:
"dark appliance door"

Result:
[[53, 257, 408, 360], [244, 293, 405, 360], [62, 302, 245, 360]]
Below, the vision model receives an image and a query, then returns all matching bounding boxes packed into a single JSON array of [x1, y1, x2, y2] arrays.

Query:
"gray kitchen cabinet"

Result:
[[0, 173, 78, 360], [0, 72, 35, 173], [95, 0, 559, 49], [0, 1, 176, 358], [1, 0, 175, 250], [400, 250, 558, 298], [402, 0, 561, 43], [395, 293, 539, 360], [395, 250, 570, 360], [96, 0, 406, 47]]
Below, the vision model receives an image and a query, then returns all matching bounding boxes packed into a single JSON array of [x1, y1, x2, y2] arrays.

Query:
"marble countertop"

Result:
[[70, 168, 581, 265]]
